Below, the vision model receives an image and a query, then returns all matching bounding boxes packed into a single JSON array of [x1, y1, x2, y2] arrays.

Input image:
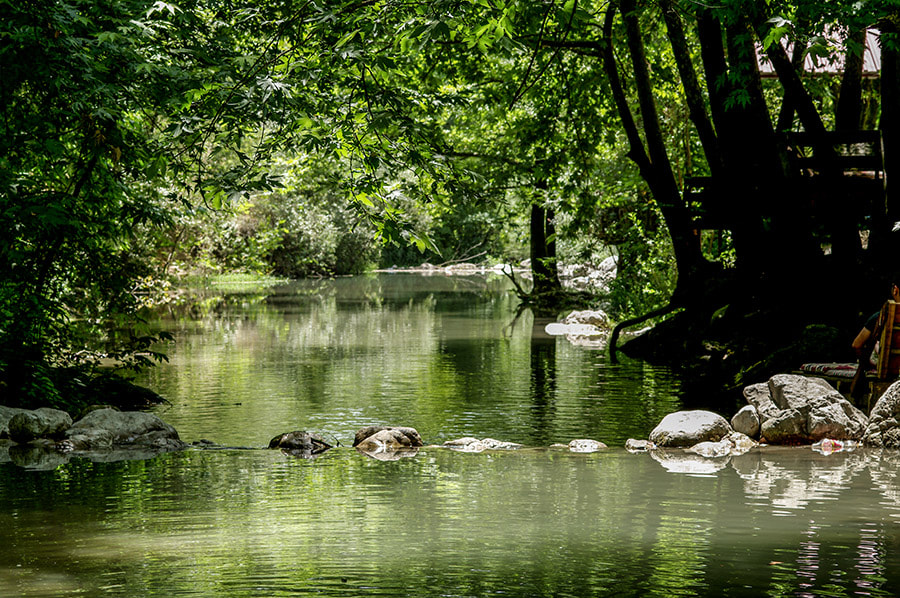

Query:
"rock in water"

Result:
[[353, 426, 423, 448], [649, 410, 733, 448], [268, 431, 332, 454]]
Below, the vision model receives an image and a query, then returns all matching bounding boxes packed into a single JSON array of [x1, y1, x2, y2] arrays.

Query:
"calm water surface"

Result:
[[3, 273, 900, 597]]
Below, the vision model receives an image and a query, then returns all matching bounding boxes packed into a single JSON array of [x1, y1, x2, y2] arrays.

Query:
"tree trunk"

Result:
[[615, 0, 705, 295], [776, 29, 808, 132], [529, 201, 562, 298], [659, 0, 721, 176], [836, 28, 867, 132]]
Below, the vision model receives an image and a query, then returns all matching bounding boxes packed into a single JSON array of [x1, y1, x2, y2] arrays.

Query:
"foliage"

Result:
[[0, 0, 279, 405]]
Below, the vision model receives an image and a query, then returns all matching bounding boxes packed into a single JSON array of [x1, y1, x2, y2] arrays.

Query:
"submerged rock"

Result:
[[687, 432, 757, 459], [443, 437, 522, 452], [625, 438, 656, 452], [353, 426, 423, 449], [356, 446, 419, 461], [268, 431, 332, 456], [8, 442, 71, 470], [649, 410, 733, 448]]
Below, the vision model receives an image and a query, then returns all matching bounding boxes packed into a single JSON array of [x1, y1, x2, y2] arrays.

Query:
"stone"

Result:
[[7, 408, 72, 443], [57, 409, 183, 454], [355, 428, 420, 451], [760, 408, 807, 444], [731, 405, 760, 438], [725, 431, 758, 455], [0, 406, 29, 439], [567, 439, 607, 453], [268, 431, 331, 454], [688, 439, 733, 458], [353, 426, 423, 448], [687, 432, 757, 458], [443, 437, 485, 452], [442, 437, 522, 452], [625, 438, 656, 452], [768, 374, 839, 412], [480, 438, 522, 450], [745, 375, 868, 444], [648, 410, 733, 448], [742, 382, 780, 420], [863, 380, 900, 447]]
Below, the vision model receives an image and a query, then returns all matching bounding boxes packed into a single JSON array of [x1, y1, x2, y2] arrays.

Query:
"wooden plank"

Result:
[[877, 301, 899, 379]]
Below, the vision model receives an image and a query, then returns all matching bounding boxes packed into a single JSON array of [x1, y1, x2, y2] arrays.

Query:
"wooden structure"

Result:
[[685, 130, 885, 243], [874, 300, 900, 379], [798, 300, 900, 410]]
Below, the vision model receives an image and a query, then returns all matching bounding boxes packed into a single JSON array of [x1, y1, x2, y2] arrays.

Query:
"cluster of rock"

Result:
[[378, 257, 618, 294], [264, 425, 608, 461], [623, 374, 900, 470], [13, 371, 900, 470], [558, 256, 618, 293], [379, 262, 528, 276], [0, 405, 184, 469]]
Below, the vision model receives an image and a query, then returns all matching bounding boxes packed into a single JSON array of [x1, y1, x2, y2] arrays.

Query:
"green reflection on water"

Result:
[[138, 274, 683, 448], [3, 448, 900, 597], [5, 274, 900, 597]]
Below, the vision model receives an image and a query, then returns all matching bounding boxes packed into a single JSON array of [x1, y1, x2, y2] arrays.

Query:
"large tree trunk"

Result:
[[609, 0, 706, 298]]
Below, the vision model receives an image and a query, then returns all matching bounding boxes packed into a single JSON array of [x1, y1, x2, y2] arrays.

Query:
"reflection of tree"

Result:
[[528, 323, 557, 447]]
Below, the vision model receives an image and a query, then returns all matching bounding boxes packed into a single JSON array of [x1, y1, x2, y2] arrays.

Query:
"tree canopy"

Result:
[[3, 0, 899, 405]]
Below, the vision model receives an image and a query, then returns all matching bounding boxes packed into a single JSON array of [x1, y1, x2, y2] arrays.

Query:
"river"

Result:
[[2, 273, 900, 597]]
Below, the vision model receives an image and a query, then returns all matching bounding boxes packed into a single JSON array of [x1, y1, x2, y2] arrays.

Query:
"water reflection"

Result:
[[139, 274, 683, 448], [6, 275, 900, 596], [4, 447, 900, 596]]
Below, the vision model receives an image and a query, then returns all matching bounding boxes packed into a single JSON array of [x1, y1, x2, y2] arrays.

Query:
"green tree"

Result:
[[0, 0, 282, 405]]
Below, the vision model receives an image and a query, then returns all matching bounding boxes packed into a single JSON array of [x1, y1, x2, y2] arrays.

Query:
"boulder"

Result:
[[731, 405, 760, 438], [742, 382, 781, 420], [268, 431, 331, 455], [57, 409, 183, 454], [353, 426, 423, 448], [863, 380, 900, 447], [744, 374, 868, 444], [7, 408, 72, 443], [0, 406, 29, 438], [649, 410, 733, 448]]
